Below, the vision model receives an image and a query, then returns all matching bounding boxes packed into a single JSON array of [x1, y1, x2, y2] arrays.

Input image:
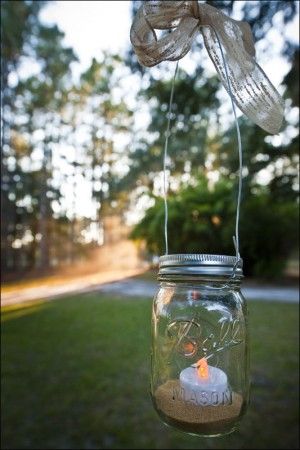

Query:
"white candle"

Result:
[[179, 358, 231, 406]]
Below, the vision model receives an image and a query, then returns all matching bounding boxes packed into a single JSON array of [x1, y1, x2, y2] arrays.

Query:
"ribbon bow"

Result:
[[130, 1, 284, 134]]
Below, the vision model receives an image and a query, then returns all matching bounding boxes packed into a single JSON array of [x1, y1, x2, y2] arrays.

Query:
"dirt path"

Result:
[[1, 273, 299, 306], [1, 269, 145, 307], [97, 279, 299, 303]]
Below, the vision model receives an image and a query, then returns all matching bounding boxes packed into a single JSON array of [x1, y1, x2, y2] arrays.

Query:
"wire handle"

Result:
[[162, 30, 243, 272], [163, 61, 179, 255]]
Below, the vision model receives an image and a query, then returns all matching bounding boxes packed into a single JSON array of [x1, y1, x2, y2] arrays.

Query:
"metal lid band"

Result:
[[158, 254, 243, 278]]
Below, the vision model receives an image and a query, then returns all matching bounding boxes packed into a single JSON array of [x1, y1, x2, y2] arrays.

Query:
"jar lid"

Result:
[[158, 254, 243, 278]]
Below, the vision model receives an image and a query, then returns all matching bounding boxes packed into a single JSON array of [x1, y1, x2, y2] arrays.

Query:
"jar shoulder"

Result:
[[155, 283, 246, 302], [154, 283, 247, 320]]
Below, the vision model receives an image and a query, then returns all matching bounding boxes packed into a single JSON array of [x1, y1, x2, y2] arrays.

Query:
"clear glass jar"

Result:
[[151, 254, 249, 437]]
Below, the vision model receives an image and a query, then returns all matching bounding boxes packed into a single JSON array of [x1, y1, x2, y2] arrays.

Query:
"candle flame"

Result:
[[196, 357, 209, 380]]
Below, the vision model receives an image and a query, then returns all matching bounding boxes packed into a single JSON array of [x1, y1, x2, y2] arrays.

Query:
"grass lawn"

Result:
[[1, 294, 299, 449]]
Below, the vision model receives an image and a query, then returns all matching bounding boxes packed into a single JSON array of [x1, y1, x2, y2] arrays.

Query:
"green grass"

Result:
[[1, 294, 299, 449]]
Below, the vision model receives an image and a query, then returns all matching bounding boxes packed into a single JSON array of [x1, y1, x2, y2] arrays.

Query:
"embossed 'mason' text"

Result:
[[172, 385, 233, 406]]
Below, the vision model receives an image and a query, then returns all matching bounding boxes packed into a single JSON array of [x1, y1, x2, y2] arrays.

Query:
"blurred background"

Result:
[[1, 1, 299, 449]]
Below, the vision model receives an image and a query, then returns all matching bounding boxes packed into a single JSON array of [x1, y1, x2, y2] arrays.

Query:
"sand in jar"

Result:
[[153, 380, 244, 436]]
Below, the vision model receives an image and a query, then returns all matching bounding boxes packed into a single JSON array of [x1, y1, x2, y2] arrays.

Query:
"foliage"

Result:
[[126, 1, 299, 197], [284, 47, 300, 107], [1, 1, 78, 271], [240, 194, 299, 277], [0, 0, 299, 279], [1, 2, 133, 274], [127, 0, 299, 279], [1, 0, 45, 82], [218, 116, 299, 201], [131, 176, 299, 277], [79, 55, 133, 221], [1, 293, 299, 449], [126, 69, 220, 190]]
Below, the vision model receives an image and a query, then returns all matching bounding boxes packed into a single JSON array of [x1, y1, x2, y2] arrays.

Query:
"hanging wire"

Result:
[[163, 61, 179, 255], [213, 31, 243, 262], [162, 30, 243, 268]]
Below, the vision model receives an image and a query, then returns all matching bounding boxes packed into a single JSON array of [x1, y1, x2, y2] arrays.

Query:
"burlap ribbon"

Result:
[[130, 1, 284, 134]]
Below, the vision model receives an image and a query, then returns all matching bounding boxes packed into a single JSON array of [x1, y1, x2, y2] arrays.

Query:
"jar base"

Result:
[[154, 411, 238, 437], [152, 380, 243, 437]]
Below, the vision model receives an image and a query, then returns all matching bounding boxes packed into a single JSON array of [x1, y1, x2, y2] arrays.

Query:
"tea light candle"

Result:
[[179, 358, 230, 406]]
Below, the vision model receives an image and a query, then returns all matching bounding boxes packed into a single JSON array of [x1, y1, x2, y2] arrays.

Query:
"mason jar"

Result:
[[150, 254, 249, 437]]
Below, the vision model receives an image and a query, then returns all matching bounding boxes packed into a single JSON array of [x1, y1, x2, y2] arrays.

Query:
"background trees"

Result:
[[131, 176, 299, 276], [1, 0, 299, 279], [127, 0, 299, 277], [1, 2, 133, 275]]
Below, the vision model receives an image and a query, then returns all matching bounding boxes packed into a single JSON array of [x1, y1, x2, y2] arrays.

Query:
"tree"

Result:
[[1, 1, 78, 272], [1, 1, 134, 276], [127, 0, 299, 276], [123, 68, 220, 193], [78, 55, 133, 243], [12, 25, 77, 270], [126, 0, 298, 194], [131, 175, 299, 277], [1, 0, 45, 271]]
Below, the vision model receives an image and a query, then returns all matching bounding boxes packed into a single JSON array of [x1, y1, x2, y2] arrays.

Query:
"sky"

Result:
[[37, 1, 299, 223], [40, 1, 132, 80]]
